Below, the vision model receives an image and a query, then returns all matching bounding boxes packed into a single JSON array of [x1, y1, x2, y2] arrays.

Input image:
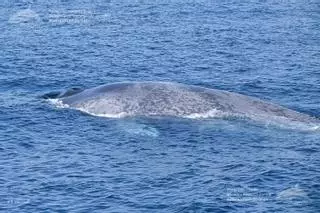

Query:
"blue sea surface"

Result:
[[1, 0, 319, 212]]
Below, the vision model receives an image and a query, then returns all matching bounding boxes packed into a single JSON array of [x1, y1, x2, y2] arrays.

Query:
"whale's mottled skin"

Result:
[[57, 82, 319, 126]]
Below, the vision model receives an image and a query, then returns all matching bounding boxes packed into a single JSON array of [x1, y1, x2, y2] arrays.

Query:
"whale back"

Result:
[[57, 82, 319, 127], [60, 82, 218, 116]]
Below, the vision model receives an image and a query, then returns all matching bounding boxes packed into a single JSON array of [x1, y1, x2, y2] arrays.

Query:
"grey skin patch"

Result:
[[57, 82, 319, 128]]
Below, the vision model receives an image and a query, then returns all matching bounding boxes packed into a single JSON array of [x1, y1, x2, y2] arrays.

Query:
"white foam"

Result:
[[79, 110, 130, 118], [48, 98, 69, 108], [184, 109, 223, 119], [48, 98, 127, 118]]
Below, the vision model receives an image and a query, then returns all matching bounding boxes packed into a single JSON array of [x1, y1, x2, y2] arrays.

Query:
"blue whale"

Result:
[[47, 82, 319, 129]]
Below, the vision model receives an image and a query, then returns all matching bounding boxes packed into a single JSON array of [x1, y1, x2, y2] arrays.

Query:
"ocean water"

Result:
[[1, 0, 319, 212]]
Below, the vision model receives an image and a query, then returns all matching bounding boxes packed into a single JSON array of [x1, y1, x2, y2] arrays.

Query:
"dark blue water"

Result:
[[1, 0, 319, 212]]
